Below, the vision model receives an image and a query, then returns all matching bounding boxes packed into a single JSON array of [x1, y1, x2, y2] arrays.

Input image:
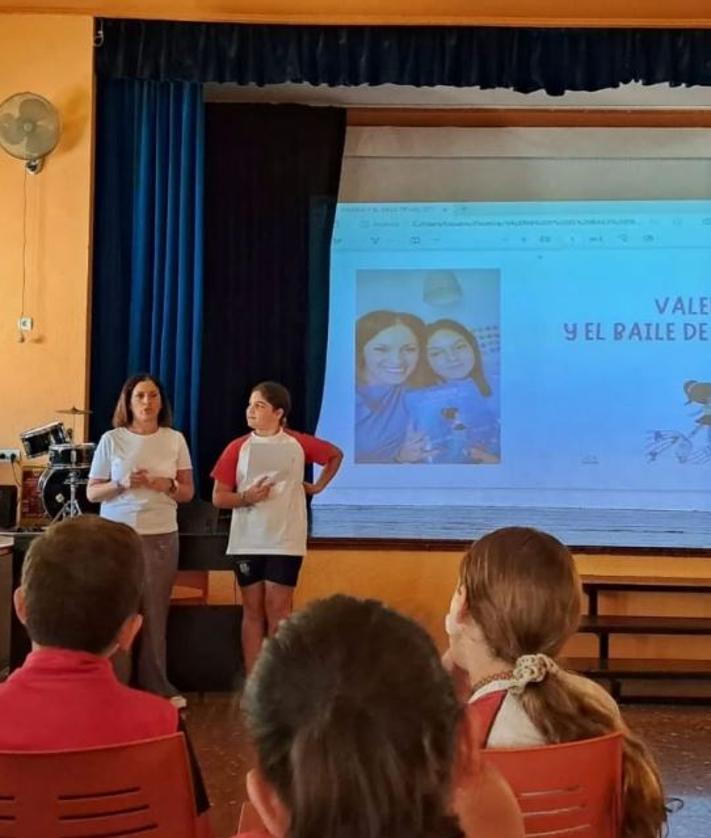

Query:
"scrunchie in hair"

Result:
[[509, 653, 559, 695]]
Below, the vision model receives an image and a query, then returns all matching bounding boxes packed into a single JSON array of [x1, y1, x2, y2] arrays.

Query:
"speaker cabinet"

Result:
[[167, 604, 243, 691], [0, 486, 17, 529]]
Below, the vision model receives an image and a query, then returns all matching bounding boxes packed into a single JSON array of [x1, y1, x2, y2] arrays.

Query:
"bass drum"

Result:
[[38, 467, 99, 519]]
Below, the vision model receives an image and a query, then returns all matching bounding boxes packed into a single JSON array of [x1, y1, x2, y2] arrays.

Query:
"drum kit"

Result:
[[19, 407, 98, 522]]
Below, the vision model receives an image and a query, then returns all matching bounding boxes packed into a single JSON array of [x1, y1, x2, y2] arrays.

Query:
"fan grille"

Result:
[[0, 92, 60, 162]]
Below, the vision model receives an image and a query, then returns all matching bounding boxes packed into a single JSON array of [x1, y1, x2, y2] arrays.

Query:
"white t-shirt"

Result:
[[470, 679, 547, 748], [470, 672, 621, 748], [89, 427, 192, 535], [211, 429, 336, 556]]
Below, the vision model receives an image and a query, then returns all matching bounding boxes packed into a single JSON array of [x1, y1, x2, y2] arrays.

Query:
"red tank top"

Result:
[[467, 689, 507, 748]]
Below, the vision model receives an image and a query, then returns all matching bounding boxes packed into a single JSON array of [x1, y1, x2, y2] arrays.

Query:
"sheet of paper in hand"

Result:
[[244, 441, 299, 496]]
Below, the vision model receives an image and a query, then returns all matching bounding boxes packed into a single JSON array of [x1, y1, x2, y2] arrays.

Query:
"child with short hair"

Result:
[[444, 526, 667, 838], [1, 516, 211, 832]]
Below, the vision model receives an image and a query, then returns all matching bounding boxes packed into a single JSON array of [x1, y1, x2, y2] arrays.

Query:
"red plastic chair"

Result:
[[483, 732, 623, 837], [0, 732, 197, 837]]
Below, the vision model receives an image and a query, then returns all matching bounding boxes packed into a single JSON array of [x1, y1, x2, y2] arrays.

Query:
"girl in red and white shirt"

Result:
[[212, 381, 342, 673]]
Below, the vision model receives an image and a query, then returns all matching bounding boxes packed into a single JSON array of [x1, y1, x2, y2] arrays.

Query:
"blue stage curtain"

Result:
[[90, 78, 204, 465], [95, 19, 711, 96]]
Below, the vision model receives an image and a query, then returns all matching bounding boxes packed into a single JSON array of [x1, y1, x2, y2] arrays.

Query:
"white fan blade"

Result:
[[25, 124, 56, 158], [18, 97, 50, 123]]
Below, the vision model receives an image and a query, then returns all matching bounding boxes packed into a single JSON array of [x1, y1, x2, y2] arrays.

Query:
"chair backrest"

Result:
[[483, 732, 623, 838], [0, 732, 197, 837]]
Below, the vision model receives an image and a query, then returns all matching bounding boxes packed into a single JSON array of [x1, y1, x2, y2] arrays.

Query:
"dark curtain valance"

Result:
[[95, 18, 711, 95]]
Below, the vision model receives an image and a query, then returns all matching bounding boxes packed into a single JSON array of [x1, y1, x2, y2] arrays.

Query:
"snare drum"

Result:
[[20, 422, 68, 458], [48, 443, 96, 469]]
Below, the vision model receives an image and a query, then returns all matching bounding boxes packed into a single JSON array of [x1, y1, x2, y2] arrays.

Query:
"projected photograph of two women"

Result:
[[355, 269, 501, 465]]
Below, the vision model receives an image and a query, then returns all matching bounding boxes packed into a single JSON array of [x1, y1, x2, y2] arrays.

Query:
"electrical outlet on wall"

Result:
[[0, 449, 20, 462], [17, 317, 33, 331]]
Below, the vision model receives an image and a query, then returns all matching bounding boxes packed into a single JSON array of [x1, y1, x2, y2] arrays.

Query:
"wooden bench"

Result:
[[567, 575, 711, 703]]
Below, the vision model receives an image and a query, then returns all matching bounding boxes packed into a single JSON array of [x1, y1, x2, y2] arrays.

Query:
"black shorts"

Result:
[[232, 554, 304, 588]]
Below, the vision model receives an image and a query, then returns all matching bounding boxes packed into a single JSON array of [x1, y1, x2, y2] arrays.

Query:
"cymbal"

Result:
[[56, 406, 92, 416]]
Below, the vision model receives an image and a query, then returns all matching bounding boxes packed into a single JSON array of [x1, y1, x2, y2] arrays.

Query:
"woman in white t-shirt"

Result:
[[87, 374, 194, 707], [211, 381, 342, 674]]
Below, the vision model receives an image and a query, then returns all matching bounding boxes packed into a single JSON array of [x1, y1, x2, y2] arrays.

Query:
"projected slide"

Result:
[[315, 201, 711, 512]]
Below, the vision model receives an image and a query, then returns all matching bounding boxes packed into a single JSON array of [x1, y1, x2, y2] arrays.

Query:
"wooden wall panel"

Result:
[[1, 0, 710, 28]]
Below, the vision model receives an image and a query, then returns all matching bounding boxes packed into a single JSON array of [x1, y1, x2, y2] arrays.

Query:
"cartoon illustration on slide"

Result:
[[685, 380, 711, 438], [646, 380, 711, 464]]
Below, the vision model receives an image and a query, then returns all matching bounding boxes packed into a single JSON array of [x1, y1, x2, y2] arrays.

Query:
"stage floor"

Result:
[[311, 504, 711, 551]]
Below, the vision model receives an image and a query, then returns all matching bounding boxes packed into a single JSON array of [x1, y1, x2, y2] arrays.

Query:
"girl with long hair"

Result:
[[406, 319, 499, 464], [236, 595, 523, 838], [444, 526, 668, 838]]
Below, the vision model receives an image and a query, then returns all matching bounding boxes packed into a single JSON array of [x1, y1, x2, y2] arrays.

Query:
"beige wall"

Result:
[[0, 14, 94, 484]]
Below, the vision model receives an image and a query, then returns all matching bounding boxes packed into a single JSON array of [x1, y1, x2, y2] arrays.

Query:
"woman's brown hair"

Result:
[[460, 527, 668, 838], [243, 594, 465, 838], [112, 373, 173, 428]]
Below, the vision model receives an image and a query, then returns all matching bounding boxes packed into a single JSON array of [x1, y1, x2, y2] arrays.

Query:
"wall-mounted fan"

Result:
[[0, 92, 60, 174]]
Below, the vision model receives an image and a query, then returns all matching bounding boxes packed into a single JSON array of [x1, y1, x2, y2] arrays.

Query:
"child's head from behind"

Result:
[[17, 516, 143, 655], [451, 528, 668, 838], [449, 526, 581, 668], [243, 594, 465, 838]]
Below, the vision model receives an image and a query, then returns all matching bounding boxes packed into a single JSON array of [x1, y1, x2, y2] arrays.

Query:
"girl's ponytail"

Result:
[[520, 669, 667, 838]]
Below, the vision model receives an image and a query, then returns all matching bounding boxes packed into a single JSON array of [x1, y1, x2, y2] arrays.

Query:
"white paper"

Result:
[[244, 444, 294, 497]]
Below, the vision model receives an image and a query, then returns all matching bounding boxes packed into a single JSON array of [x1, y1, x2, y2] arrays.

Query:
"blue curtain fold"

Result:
[[90, 78, 204, 464], [95, 19, 711, 95]]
